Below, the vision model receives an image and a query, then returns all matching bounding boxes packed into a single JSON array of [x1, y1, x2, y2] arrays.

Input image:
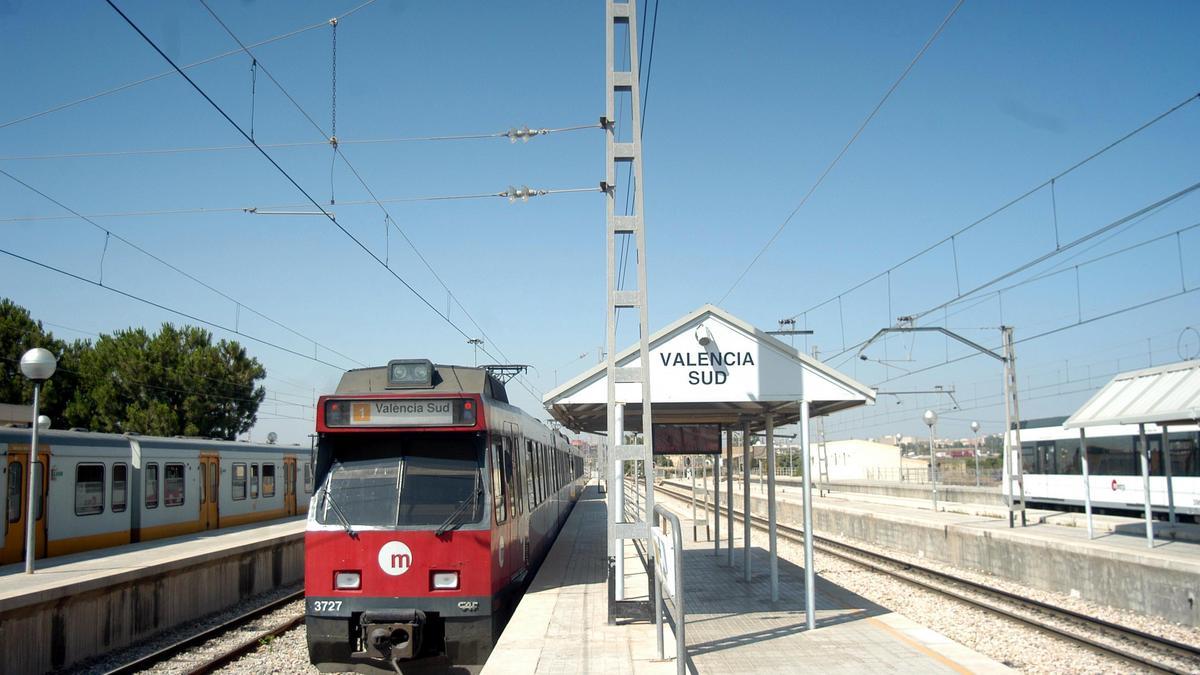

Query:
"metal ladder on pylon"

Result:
[[604, 0, 655, 624], [816, 420, 830, 497], [1002, 326, 1027, 527], [812, 347, 830, 496]]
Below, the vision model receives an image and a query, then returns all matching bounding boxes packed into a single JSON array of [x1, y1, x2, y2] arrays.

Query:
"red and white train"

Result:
[[305, 360, 586, 673]]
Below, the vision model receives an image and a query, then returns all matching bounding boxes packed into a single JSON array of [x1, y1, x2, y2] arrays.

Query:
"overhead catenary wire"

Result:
[[104, 0, 543, 401], [717, 0, 966, 304], [195, 1, 565, 402], [0, 355, 313, 422], [820, 188, 1200, 370], [0, 186, 600, 224], [0, 0, 379, 131], [783, 90, 1200, 325], [0, 167, 367, 370], [0, 244, 350, 372], [0, 124, 602, 162], [35, 320, 320, 407]]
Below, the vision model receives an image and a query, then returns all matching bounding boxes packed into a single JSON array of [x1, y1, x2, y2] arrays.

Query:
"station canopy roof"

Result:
[[543, 304, 876, 433], [1065, 359, 1200, 429]]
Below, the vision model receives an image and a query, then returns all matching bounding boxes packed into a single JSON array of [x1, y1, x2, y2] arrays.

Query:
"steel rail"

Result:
[[654, 483, 1199, 674], [103, 588, 305, 675]]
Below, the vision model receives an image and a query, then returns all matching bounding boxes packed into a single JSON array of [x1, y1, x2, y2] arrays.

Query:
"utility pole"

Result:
[[467, 338, 483, 367]]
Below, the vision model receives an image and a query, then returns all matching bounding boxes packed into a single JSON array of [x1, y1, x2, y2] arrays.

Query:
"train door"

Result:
[[199, 454, 219, 530], [504, 422, 529, 572], [283, 456, 298, 515], [2, 445, 49, 564], [490, 432, 515, 585]]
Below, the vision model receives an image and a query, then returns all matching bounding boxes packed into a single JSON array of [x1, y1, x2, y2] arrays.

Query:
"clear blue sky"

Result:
[[2, 1, 1198, 445]]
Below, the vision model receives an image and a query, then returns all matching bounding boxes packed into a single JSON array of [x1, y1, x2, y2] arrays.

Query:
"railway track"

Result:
[[104, 589, 305, 675], [654, 482, 1200, 675]]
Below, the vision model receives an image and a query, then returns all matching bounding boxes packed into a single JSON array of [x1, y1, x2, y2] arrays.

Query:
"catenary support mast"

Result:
[[605, 0, 655, 623]]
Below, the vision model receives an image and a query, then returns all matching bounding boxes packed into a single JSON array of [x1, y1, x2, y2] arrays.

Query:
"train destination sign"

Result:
[[324, 398, 465, 427]]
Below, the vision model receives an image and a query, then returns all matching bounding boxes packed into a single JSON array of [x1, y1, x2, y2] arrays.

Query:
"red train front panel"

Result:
[[306, 527, 497, 667]]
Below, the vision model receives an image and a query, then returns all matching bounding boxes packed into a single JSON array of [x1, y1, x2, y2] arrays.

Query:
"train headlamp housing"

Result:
[[456, 400, 476, 426], [325, 400, 350, 426], [387, 359, 434, 388], [431, 571, 459, 590], [335, 570, 361, 590]]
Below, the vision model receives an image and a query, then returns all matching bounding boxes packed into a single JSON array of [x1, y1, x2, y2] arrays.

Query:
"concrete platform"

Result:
[[484, 485, 1009, 674], [680, 478, 1200, 626], [0, 517, 304, 672]]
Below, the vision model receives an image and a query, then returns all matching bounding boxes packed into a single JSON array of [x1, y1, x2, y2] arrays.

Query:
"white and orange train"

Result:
[[0, 427, 313, 563]]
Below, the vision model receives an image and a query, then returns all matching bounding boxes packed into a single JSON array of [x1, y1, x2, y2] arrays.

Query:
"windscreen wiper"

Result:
[[320, 481, 356, 537], [434, 471, 483, 537]]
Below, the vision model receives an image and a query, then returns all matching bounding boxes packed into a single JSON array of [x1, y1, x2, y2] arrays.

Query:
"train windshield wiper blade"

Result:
[[434, 471, 482, 536], [320, 482, 355, 536]]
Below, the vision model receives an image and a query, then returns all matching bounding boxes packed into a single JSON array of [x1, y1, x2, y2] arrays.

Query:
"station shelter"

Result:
[[1065, 359, 1200, 546], [543, 304, 876, 629]]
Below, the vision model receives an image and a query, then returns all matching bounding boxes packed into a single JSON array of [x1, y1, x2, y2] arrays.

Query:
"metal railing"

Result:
[[652, 503, 686, 675], [865, 466, 1002, 486]]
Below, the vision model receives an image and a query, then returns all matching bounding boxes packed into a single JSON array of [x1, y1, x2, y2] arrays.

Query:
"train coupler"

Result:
[[353, 610, 427, 666]]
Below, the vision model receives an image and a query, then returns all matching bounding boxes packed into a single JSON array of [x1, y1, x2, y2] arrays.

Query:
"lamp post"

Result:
[[971, 421, 981, 487], [20, 347, 57, 574], [923, 409, 938, 512]]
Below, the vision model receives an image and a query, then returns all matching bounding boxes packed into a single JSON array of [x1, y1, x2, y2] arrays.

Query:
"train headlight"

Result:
[[431, 571, 459, 590], [455, 400, 476, 425], [334, 571, 361, 590]]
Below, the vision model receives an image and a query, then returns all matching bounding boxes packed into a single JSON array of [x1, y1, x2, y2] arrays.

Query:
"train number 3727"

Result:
[[312, 600, 343, 613]]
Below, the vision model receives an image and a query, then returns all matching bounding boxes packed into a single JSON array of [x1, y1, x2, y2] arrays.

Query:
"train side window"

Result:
[[112, 463, 128, 513], [501, 437, 516, 517], [146, 463, 159, 509], [209, 464, 219, 503], [263, 463, 276, 498], [250, 464, 260, 499], [530, 439, 540, 506], [232, 463, 247, 500], [164, 463, 185, 507], [533, 443, 543, 506], [75, 463, 105, 516], [491, 440, 507, 523], [8, 463, 22, 525]]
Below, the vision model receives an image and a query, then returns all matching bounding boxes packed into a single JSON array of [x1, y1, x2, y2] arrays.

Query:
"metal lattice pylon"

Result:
[[1002, 326, 1027, 526], [604, 0, 655, 623]]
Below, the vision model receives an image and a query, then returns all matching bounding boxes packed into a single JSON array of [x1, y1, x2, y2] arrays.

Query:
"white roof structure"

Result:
[[543, 304, 876, 432], [1065, 359, 1200, 428]]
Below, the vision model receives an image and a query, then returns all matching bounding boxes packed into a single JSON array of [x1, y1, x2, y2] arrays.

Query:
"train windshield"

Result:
[[316, 435, 484, 529]]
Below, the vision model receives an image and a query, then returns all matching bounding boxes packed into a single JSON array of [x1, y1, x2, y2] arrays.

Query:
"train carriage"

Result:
[[0, 427, 313, 563], [304, 360, 585, 674], [1014, 417, 1200, 519]]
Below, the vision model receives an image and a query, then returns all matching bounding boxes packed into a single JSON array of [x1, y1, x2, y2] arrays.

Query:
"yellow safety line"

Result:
[[867, 616, 973, 675]]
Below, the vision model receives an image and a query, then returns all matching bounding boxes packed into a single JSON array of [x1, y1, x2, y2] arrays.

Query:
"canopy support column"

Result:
[[1079, 428, 1094, 540], [766, 413, 778, 602], [713, 434, 721, 556], [614, 402, 625, 600], [799, 400, 815, 631], [726, 427, 733, 566], [1139, 423, 1153, 548], [1162, 426, 1176, 526], [742, 418, 751, 582]]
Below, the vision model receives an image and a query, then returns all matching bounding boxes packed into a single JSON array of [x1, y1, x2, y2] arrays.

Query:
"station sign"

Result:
[[324, 398, 475, 427]]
